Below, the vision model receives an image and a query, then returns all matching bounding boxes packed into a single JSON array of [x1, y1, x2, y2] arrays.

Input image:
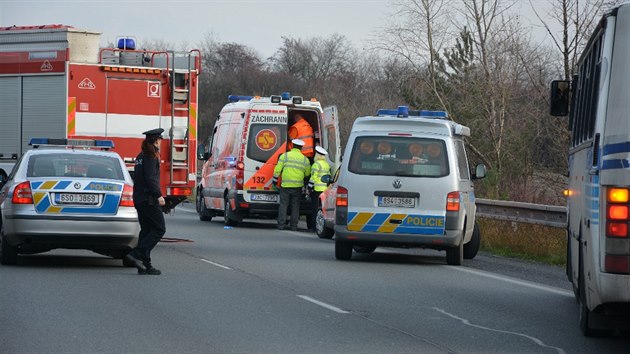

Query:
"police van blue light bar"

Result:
[[29, 138, 115, 149], [376, 106, 448, 119], [228, 95, 254, 103]]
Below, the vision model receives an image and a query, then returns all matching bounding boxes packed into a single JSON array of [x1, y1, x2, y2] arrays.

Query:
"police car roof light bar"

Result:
[[28, 138, 115, 150], [228, 95, 254, 103], [410, 110, 448, 119]]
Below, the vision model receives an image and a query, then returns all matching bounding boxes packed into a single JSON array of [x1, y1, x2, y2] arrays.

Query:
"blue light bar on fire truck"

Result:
[[29, 138, 115, 150], [376, 106, 448, 119]]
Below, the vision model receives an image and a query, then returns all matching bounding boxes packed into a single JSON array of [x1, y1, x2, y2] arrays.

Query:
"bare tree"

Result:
[[530, 0, 607, 79]]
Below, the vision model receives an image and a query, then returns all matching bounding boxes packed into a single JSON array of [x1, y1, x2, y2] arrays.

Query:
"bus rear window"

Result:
[[247, 124, 287, 162], [348, 136, 449, 177]]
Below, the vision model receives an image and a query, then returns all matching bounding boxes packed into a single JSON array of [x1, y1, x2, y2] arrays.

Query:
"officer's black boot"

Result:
[[141, 263, 161, 275]]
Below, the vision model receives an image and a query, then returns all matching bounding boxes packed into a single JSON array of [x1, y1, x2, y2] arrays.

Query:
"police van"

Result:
[[325, 106, 486, 265], [196, 93, 340, 226]]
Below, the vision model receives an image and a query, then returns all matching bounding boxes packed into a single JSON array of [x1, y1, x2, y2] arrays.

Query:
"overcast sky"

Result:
[[2, 0, 562, 58]]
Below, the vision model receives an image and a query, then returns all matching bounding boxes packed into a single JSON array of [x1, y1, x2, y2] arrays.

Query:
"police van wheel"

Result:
[[0, 226, 18, 266], [224, 198, 238, 227], [463, 221, 481, 259], [316, 209, 334, 239], [335, 240, 352, 261], [446, 241, 463, 266], [197, 190, 213, 222]]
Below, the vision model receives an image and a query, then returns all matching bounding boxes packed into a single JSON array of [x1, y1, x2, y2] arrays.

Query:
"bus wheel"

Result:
[[224, 198, 238, 227]]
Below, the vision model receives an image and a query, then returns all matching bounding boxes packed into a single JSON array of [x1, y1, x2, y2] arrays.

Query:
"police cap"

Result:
[[143, 128, 164, 139], [291, 139, 305, 147], [315, 146, 328, 156]]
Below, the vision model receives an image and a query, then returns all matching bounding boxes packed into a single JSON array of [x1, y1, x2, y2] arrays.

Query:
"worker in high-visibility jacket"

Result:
[[288, 112, 314, 158], [307, 146, 331, 231], [273, 139, 311, 231]]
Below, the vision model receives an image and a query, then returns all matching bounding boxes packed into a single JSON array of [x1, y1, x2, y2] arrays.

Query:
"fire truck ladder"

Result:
[[169, 50, 196, 185]]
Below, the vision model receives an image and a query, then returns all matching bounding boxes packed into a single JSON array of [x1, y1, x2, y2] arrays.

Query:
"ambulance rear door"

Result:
[[323, 106, 341, 173], [242, 104, 288, 201]]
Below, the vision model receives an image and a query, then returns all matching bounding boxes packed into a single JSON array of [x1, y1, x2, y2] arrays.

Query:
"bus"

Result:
[[550, 4, 630, 336]]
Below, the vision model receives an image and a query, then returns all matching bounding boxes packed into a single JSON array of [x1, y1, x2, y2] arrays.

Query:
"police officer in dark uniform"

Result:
[[125, 128, 166, 275]]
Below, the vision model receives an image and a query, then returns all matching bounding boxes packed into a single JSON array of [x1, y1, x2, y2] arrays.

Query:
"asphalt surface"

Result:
[[1, 203, 628, 353]]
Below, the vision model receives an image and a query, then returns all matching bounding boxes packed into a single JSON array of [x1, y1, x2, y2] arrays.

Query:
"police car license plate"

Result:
[[378, 196, 415, 208], [250, 193, 279, 202], [54, 193, 98, 205]]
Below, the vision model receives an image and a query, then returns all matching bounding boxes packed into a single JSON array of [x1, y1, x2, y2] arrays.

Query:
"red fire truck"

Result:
[[0, 25, 200, 211]]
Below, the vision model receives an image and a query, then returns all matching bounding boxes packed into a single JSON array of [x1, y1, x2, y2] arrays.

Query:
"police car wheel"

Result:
[[335, 239, 352, 261], [353, 245, 376, 254], [0, 226, 18, 265], [315, 209, 334, 239], [463, 221, 481, 259], [446, 241, 463, 266]]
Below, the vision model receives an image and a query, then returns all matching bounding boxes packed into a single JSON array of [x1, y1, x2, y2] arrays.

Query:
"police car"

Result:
[[0, 138, 139, 265], [321, 106, 486, 265]]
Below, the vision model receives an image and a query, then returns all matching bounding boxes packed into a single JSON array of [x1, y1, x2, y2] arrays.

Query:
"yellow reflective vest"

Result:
[[273, 148, 311, 188], [309, 158, 331, 192]]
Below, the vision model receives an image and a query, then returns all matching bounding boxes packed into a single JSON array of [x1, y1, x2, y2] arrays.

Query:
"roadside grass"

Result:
[[478, 219, 567, 266]]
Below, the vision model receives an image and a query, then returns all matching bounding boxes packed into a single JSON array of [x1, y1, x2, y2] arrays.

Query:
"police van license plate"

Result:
[[250, 193, 279, 203], [55, 193, 98, 205], [378, 196, 415, 208]]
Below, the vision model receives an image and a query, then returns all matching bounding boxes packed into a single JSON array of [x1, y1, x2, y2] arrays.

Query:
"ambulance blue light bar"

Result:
[[228, 95, 254, 102], [29, 138, 115, 149], [376, 106, 448, 119], [281, 92, 291, 100]]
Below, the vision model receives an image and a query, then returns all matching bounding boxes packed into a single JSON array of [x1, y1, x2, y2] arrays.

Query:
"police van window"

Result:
[[348, 136, 449, 177], [326, 126, 337, 162], [247, 123, 287, 163], [27, 154, 124, 180], [454, 140, 470, 180]]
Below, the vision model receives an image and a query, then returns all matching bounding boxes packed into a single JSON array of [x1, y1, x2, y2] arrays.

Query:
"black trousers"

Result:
[[278, 187, 302, 228], [131, 202, 166, 266]]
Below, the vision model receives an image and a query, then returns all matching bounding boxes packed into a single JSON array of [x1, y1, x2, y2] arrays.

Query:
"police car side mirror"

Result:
[[321, 174, 332, 184], [473, 164, 487, 180]]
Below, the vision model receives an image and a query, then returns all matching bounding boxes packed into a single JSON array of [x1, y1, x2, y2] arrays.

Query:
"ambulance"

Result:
[[0, 25, 200, 212], [319, 106, 486, 265], [196, 93, 341, 227]]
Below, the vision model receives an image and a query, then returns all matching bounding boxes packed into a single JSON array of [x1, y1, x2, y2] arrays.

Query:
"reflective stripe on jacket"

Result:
[[309, 158, 331, 192], [288, 118, 314, 157], [273, 148, 311, 187]]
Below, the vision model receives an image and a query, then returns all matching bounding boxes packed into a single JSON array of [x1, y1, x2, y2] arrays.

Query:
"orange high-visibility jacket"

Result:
[[288, 118, 314, 157]]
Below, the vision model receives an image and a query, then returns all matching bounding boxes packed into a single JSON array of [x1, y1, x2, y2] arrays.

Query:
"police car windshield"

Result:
[[247, 124, 287, 163], [27, 154, 125, 180], [348, 136, 449, 177]]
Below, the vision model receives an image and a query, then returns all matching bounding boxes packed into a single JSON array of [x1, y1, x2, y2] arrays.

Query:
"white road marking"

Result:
[[200, 258, 231, 270], [434, 308, 566, 354], [297, 295, 349, 314], [451, 266, 573, 297]]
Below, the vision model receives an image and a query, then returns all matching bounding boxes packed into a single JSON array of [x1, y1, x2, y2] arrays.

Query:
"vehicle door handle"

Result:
[[389, 219, 403, 224]]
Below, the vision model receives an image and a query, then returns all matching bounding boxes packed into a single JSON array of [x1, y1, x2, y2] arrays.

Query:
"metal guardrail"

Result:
[[475, 198, 567, 229]]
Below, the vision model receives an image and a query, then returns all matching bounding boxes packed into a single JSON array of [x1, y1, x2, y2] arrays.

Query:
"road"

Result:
[[1, 203, 628, 353]]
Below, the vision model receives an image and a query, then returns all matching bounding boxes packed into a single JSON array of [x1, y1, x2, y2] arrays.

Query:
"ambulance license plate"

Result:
[[250, 193, 279, 203], [55, 193, 99, 205], [378, 196, 415, 208]]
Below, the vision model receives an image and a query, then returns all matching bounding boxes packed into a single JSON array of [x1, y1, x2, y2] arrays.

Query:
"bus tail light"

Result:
[[446, 191, 460, 211], [119, 184, 134, 207], [604, 255, 630, 274], [336, 186, 348, 207], [605, 187, 630, 274], [12, 181, 33, 204]]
